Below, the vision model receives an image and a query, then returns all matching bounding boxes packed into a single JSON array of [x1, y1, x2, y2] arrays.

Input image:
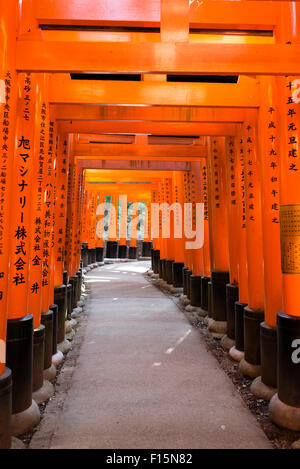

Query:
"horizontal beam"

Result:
[[58, 121, 237, 136], [77, 159, 190, 171], [77, 155, 203, 162], [53, 104, 255, 122], [84, 184, 154, 199], [36, 0, 279, 28], [17, 41, 300, 75], [84, 169, 174, 181], [49, 77, 259, 107], [75, 143, 206, 159], [85, 183, 157, 190]]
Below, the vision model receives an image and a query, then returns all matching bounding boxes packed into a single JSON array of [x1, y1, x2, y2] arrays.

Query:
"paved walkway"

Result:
[[32, 261, 271, 449]]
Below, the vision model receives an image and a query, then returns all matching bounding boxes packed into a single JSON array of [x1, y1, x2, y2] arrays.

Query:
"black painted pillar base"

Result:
[[211, 271, 230, 322], [190, 275, 202, 307], [159, 259, 163, 278], [165, 260, 174, 284], [40, 310, 54, 371], [49, 304, 58, 356], [33, 325, 45, 393], [201, 276, 210, 312], [66, 283, 72, 320], [158, 259, 166, 279], [6, 315, 33, 415], [69, 276, 78, 311], [160, 259, 167, 280], [182, 267, 189, 296], [269, 312, 300, 431], [235, 302, 246, 352], [96, 246, 104, 263], [76, 270, 82, 303], [250, 322, 277, 400], [88, 248, 97, 264], [151, 249, 156, 272], [239, 306, 264, 378], [63, 270, 68, 286], [81, 242, 89, 267], [106, 241, 118, 259], [226, 284, 239, 341], [54, 285, 67, 344], [154, 250, 160, 274], [118, 244, 127, 259], [128, 246, 137, 259], [260, 322, 277, 389], [172, 262, 184, 288], [207, 281, 212, 317], [0, 367, 12, 449], [244, 306, 264, 365], [186, 270, 192, 299], [142, 241, 152, 257], [229, 301, 247, 363]]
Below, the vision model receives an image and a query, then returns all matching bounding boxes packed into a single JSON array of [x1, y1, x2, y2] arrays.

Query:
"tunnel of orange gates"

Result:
[[1, 0, 300, 448]]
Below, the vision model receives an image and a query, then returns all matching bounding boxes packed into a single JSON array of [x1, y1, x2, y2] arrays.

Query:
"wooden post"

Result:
[[207, 137, 230, 335], [238, 117, 265, 378]]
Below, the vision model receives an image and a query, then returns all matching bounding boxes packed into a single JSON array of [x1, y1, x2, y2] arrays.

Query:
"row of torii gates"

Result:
[[1, 0, 300, 449]]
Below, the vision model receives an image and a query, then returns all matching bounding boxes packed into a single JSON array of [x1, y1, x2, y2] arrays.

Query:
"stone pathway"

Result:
[[30, 261, 271, 449]]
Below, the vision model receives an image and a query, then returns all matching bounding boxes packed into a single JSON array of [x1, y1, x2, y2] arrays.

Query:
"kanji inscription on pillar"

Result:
[[280, 204, 300, 274]]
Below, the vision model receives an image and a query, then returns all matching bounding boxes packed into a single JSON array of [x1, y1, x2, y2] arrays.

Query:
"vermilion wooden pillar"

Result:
[[0, 0, 18, 447], [53, 134, 69, 355], [80, 188, 89, 266], [221, 136, 241, 349], [239, 117, 265, 378], [64, 135, 76, 277], [80, 185, 88, 245], [269, 2, 300, 430], [171, 172, 185, 288], [129, 200, 139, 260], [26, 74, 55, 404], [106, 193, 118, 259], [70, 160, 83, 276], [200, 159, 211, 313], [118, 193, 128, 259], [141, 198, 152, 259], [189, 163, 204, 308], [182, 171, 192, 299], [40, 110, 59, 374], [250, 76, 282, 400], [6, 72, 40, 433], [163, 177, 174, 285], [54, 135, 69, 287], [63, 141, 82, 334], [229, 129, 249, 363], [158, 181, 167, 278], [67, 158, 84, 316], [151, 188, 160, 274], [207, 137, 230, 335], [87, 190, 97, 264], [95, 191, 105, 262]]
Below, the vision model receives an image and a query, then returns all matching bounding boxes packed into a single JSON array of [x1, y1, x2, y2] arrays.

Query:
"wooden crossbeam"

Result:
[[36, 0, 279, 28], [53, 104, 255, 122], [75, 143, 206, 158], [76, 159, 190, 171], [49, 76, 259, 107], [58, 121, 237, 136], [16, 41, 300, 75]]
